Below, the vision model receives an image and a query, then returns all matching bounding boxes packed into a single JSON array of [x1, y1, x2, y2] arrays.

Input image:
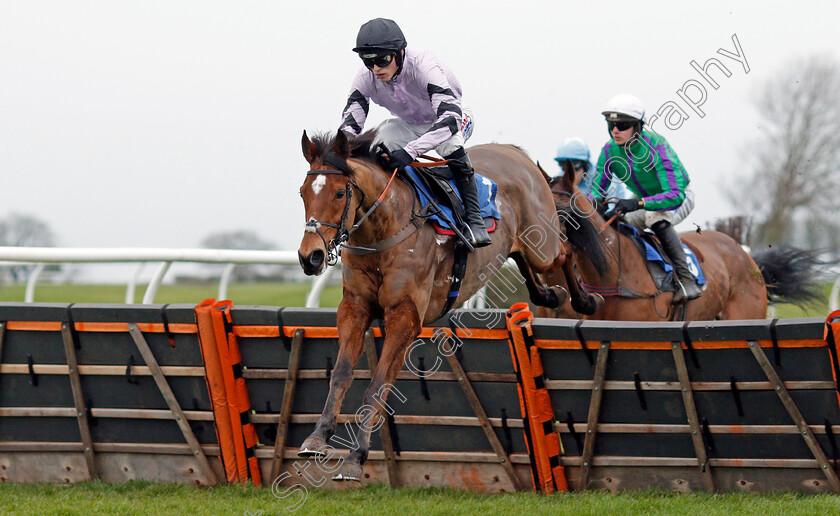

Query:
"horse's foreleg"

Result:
[[332, 297, 420, 481], [509, 252, 568, 308], [562, 257, 604, 316], [299, 296, 372, 458]]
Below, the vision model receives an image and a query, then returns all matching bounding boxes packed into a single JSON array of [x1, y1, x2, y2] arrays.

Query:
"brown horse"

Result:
[[295, 130, 568, 481], [540, 162, 771, 320]]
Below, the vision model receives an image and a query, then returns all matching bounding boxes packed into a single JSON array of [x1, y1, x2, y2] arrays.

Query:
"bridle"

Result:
[[551, 188, 574, 199], [304, 165, 400, 266], [304, 170, 362, 265], [548, 176, 574, 200]]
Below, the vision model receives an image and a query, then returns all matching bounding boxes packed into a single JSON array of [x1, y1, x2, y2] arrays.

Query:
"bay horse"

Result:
[[296, 129, 568, 481], [539, 161, 823, 321]]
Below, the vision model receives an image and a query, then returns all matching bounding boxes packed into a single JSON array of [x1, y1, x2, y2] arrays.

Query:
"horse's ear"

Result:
[[302, 130, 319, 163], [536, 161, 552, 184], [334, 129, 350, 159], [562, 160, 577, 192]]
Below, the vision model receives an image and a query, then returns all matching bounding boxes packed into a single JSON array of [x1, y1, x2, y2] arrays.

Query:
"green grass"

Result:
[[0, 281, 344, 308], [0, 481, 838, 515], [769, 281, 835, 319]]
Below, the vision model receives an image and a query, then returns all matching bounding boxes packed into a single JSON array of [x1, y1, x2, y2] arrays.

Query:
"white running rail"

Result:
[[0, 246, 338, 307], [830, 274, 840, 313]]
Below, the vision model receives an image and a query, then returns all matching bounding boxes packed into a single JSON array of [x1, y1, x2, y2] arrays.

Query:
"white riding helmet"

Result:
[[602, 94, 645, 122]]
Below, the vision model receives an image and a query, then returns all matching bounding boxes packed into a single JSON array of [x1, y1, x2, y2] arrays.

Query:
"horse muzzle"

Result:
[[298, 249, 326, 276]]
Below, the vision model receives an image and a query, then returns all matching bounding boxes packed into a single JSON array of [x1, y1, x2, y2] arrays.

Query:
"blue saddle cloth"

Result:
[[621, 224, 706, 286], [403, 166, 501, 232]]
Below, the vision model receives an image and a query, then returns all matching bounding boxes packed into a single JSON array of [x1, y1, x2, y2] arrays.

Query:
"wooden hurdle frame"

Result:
[[2, 302, 839, 494], [509, 308, 840, 493]]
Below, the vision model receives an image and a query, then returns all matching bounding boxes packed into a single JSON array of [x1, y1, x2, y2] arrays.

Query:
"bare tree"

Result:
[[199, 230, 277, 282], [0, 212, 57, 283], [0, 212, 55, 247], [200, 230, 275, 252], [726, 56, 840, 252]]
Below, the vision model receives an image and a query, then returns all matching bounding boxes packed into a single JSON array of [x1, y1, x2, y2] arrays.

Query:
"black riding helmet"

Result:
[[353, 18, 407, 76]]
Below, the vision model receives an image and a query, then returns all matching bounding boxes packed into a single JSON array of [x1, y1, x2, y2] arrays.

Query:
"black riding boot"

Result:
[[652, 220, 702, 303], [447, 151, 491, 249]]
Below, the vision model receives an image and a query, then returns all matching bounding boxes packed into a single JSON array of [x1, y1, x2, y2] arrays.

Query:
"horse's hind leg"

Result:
[[509, 252, 568, 308], [333, 298, 420, 481], [721, 272, 768, 320], [299, 296, 372, 457]]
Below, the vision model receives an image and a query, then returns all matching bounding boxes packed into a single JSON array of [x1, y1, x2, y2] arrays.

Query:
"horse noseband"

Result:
[[304, 218, 321, 233]]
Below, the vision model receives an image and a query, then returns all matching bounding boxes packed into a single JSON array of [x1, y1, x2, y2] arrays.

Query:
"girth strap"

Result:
[[433, 244, 469, 322]]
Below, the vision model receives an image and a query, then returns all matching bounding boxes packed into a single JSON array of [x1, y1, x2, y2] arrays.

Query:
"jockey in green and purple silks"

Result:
[[591, 130, 690, 211], [589, 93, 702, 303]]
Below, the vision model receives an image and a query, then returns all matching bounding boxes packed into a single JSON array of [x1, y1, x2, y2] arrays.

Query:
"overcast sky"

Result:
[[2, 0, 838, 263]]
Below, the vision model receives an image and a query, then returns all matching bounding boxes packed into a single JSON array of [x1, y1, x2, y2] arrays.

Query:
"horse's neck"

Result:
[[575, 219, 624, 286], [349, 166, 414, 244]]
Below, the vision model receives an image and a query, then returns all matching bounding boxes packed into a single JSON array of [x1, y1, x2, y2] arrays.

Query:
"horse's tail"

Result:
[[750, 245, 831, 307]]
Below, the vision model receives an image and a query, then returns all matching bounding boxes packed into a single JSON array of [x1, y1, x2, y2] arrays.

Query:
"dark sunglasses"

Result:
[[608, 120, 636, 131], [361, 53, 395, 69], [556, 160, 586, 171]]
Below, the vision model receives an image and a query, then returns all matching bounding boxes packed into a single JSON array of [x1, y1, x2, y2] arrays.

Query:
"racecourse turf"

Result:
[[0, 481, 838, 515]]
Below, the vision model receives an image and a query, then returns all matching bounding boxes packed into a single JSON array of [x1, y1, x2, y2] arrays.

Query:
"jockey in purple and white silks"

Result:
[[339, 18, 490, 250]]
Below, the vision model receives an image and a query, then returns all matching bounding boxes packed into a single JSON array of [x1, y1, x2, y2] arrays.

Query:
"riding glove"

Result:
[[603, 198, 644, 220], [613, 198, 645, 214], [388, 148, 414, 171]]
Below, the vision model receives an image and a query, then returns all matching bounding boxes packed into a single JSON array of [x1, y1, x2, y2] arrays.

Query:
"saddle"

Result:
[[400, 165, 500, 236], [388, 165, 501, 322], [617, 223, 706, 294]]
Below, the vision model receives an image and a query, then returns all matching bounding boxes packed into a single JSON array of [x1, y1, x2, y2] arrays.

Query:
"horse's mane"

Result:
[[554, 194, 611, 278], [310, 130, 381, 177]]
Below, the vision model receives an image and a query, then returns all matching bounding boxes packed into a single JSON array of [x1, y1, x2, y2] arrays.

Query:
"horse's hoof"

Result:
[[549, 285, 568, 308], [574, 293, 604, 315], [590, 293, 604, 313], [298, 436, 328, 458], [331, 462, 363, 482]]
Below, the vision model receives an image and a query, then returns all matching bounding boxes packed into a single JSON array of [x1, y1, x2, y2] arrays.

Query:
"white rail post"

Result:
[[306, 266, 337, 308], [142, 261, 172, 304], [463, 286, 488, 309], [830, 275, 840, 313], [24, 263, 46, 303], [218, 263, 236, 301], [125, 262, 145, 304]]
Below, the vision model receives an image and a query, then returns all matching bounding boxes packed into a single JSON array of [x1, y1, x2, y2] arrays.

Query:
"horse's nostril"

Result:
[[310, 249, 325, 267]]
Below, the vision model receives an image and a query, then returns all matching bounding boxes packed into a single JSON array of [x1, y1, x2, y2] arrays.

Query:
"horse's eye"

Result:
[[335, 189, 345, 200]]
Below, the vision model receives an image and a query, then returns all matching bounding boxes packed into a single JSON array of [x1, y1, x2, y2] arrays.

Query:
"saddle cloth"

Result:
[[403, 165, 501, 235], [618, 223, 706, 291]]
